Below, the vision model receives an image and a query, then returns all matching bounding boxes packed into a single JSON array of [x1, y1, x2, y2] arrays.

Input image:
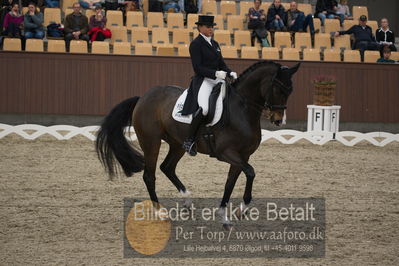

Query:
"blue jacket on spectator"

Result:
[[339, 25, 376, 48], [266, 4, 286, 30]]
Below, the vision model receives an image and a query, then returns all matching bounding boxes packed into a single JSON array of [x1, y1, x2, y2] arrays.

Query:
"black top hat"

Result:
[[195, 15, 216, 26]]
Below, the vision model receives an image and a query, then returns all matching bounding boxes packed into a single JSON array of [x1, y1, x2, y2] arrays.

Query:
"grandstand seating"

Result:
[[234, 30, 251, 48], [106, 10, 123, 27], [70, 40, 87, 53], [172, 29, 191, 46], [313, 19, 321, 33], [352, 6, 368, 21], [343, 20, 357, 31], [298, 3, 312, 15], [323, 49, 341, 62], [202, 0, 217, 15], [135, 43, 153, 55], [44, 8, 61, 26], [3, 38, 21, 51], [274, 32, 292, 49], [324, 19, 340, 34], [314, 33, 332, 49], [110, 26, 128, 44], [262, 47, 280, 60], [62, 0, 75, 12], [85, 9, 96, 19], [213, 15, 224, 30], [131, 27, 149, 44], [113, 42, 131, 55], [364, 51, 380, 63], [187, 13, 199, 30], [177, 45, 190, 57], [152, 28, 170, 46], [214, 30, 231, 46], [227, 15, 244, 31], [391, 52, 399, 61], [239, 1, 253, 18], [294, 32, 311, 49], [91, 41, 109, 54], [344, 50, 361, 62], [241, 47, 259, 59], [221, 46, 238, 58], [25, 39, 44, 52], [147, 12, 164, 28], [167, 13, 184, 29], [334, 35, 351, 50], [260, 2, 271, 12], [282, 48, 300, 60], [1, 1, 397, 65], [47, 40, 66, 53], [126, 11, 144, 29], [303, 48, 321, 61], [157, 46, 175, 56], [367, 20, 378, 34], [221, 1, 237, 18]]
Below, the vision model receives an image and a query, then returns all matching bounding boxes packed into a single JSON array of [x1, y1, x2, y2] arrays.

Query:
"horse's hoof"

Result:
[[183, 198, 193, 209], [223, 223, 234, 231], [235, 203, 249, 220]]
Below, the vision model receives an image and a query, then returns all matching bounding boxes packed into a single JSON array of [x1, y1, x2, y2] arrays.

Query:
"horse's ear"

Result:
[[287, 63, 301, 76]]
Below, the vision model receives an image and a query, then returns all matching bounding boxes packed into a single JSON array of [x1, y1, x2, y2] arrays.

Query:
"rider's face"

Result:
[[198, 25, 214, 37]]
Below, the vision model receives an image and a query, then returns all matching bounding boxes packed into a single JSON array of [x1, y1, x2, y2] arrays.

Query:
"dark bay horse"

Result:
[[96, 60, 300, 226]]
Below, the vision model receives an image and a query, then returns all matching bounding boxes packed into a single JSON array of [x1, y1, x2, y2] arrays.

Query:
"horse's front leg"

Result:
[[218, 150, 255, 228], [218, 164, 241, 229]]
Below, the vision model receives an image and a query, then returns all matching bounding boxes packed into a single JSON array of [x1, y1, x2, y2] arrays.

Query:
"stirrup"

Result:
[[183, 140, 197, 156]]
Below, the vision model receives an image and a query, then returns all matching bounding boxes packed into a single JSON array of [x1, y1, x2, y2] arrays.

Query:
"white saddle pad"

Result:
[[172, 83, 226, 127]]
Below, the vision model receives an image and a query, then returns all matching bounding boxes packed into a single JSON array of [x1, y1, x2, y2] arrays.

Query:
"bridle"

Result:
[[264, 75, 293, 111], [233, 74, 293, 113]]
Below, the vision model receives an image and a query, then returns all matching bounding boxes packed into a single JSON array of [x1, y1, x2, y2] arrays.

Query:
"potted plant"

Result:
[[312, 75, 336, 106]]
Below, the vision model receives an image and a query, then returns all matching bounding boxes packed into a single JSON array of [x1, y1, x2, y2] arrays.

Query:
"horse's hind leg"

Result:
[[140, 137, 161, 204], [160, 142, 191, 206]]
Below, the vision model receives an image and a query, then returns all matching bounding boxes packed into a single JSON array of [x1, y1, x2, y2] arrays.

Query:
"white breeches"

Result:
[[198, 77, 225, 116]]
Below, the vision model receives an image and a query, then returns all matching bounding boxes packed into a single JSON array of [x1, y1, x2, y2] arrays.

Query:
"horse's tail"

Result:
[[95, 96, 144, 179]]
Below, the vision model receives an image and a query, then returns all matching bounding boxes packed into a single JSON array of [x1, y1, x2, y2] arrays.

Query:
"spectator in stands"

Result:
[[248, 0, 269, 47], [163, 0, 181, 13], [336, 0, 351, 20], [24, 2, 44, 39], [334, 15, 380, 60], [88, 5, 111, 42], [266, 0, 286, 31], [376, 18, 397, 54], [79, 0, 101, 9], [184, 0, 199, 14], [2, 2, 23, 38], [377, 46, 396, 63], [286, 1, 319, 35], [123, 0, 140, 13], [104, 0, 120, 11], [315, 0, 344, 26], [45, 0, 59, 8], [64, 2, 89, 51], [0, 0, 13, 35]]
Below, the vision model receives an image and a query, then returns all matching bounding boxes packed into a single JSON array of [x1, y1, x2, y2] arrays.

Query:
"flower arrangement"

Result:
[[312, 75, 336, 106], [312, 75, 337, 85]]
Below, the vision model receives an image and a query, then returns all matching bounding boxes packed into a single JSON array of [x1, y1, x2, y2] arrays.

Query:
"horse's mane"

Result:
[[232, 60, 281, 87]]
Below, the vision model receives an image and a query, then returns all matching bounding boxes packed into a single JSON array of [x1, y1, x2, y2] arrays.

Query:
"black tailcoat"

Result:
[[180, 34, 231, 115]]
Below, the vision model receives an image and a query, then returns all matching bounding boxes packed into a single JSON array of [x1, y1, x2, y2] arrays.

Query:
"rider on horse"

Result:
[[181, 15, 238, 156]]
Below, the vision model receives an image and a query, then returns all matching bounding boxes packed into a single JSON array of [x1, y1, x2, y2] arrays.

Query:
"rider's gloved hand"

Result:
[[230, 72, 238, 80], [215, 70, 227, 80]]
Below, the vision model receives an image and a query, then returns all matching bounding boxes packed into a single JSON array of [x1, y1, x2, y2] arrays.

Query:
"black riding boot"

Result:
[[182, 108, 205, 156]]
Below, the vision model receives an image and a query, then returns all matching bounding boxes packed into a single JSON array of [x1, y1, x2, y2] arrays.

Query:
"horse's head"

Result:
[[264, 63, 300, 126]]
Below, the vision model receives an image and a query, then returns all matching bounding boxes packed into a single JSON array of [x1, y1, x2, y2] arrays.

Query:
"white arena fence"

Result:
[[0, 124, 398, 147]]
